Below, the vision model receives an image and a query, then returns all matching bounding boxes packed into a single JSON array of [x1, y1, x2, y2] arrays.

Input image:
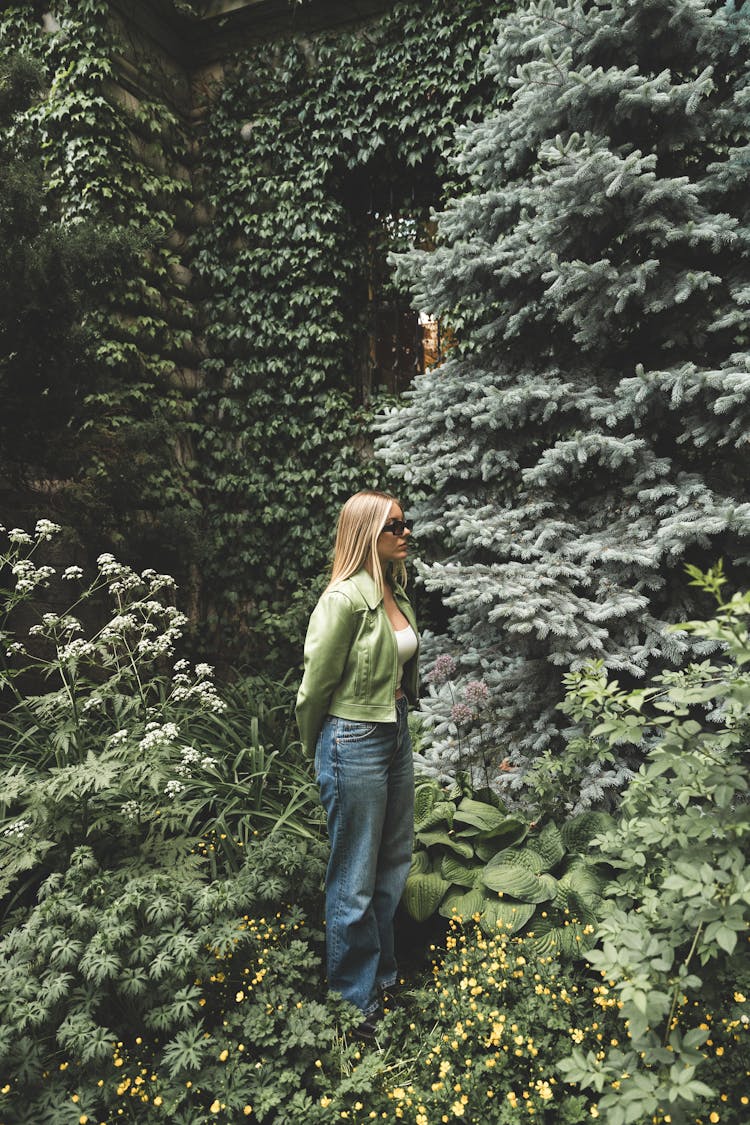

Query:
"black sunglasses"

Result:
[[380, 518, 413, 536]]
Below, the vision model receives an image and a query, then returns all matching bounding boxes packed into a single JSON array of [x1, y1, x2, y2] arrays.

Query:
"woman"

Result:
[[296, 489, 419, 1040]]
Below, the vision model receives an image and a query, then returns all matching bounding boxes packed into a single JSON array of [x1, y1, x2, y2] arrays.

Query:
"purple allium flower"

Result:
[[450, 702, 474, 725], [429, 653, 457, 684], [463, 680, 490, 706]]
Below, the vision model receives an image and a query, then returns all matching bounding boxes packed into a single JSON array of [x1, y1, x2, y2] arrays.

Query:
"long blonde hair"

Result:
[[327, 489, 407, 597]]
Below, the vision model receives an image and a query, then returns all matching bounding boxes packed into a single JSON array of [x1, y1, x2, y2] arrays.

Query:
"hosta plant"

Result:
[[403, 775, 611, 955]]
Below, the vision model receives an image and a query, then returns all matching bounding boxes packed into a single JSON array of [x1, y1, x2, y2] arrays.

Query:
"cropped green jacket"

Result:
[[295, 568, 419, 756]]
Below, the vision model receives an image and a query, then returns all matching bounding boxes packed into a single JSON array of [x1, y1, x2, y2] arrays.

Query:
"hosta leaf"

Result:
[[441, 853, 481, 888], [561, 812, 615, 853], [453, 798, 512, 833], [536, 873, 558, 902], [473, 817, 529, 862], [480, 897, 536, 936], [439, 886, 485, 921], [413, 782, 437, 826], [409, 849, 430, 876], [402, 871, 451, 922], [481, 860, 550, 902], [416, 829, 474, 858], [476, 815, 529, 847], [532, 915, 595, 958], [527, 823, 565, 870], [502, 847, 544, 873], [471, 786, 506, 812]]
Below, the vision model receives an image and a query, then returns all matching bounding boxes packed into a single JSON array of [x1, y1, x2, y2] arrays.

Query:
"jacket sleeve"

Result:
[[295, 590, 356, 756]]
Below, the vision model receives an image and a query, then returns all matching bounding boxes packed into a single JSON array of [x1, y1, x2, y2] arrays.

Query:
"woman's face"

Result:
[[376, 501, 411, 568]]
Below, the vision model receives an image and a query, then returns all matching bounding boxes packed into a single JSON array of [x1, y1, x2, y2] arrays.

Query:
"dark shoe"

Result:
[[353, 1010, 381, 1044]]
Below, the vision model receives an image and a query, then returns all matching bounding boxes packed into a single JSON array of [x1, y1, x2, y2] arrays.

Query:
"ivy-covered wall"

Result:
[[191, 0, 511, 667], [0, 0, 204, 611], [1, 0, 512, 670]]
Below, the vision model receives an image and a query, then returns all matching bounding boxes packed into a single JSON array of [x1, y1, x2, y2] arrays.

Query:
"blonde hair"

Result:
[[327, 489, 407, 596]]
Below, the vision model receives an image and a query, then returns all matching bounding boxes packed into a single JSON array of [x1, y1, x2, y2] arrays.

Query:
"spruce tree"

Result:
[[378, 0, 750, 790]]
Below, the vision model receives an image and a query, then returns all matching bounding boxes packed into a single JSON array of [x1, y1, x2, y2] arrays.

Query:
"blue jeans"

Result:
[[315, 696, 414, 1016]]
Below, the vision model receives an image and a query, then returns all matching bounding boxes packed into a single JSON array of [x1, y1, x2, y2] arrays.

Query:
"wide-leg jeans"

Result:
[[315, 696, 414, 1016]]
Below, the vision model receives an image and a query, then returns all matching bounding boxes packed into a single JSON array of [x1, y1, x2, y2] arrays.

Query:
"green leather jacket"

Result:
[[295, 568, 419, 756]]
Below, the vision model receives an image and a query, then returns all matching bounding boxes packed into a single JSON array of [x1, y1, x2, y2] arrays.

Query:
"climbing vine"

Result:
[[0, 0, 512, 668], [193, 0, 511, 668], [0, 1, 202, 589]]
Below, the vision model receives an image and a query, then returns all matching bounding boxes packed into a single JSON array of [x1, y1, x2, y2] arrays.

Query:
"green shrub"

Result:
[[313, 919, 614, 1124], [0, 833, 359, 1125], [558, 566, 750, 1125], [404, 775, 610, 956], [0, 521, 323, 914]]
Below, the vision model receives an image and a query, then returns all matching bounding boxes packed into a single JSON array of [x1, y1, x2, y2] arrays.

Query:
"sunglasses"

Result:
[[380, 518, 413, 536]]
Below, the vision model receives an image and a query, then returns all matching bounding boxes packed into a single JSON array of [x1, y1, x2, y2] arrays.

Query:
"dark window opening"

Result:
[[341, 167, 446, 404]]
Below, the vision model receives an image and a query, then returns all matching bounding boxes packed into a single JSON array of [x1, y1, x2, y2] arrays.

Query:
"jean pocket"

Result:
[[336, 719, 378, 743]]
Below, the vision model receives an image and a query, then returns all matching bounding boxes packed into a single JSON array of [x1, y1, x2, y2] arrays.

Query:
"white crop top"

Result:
[[394, 624, 418, 691]]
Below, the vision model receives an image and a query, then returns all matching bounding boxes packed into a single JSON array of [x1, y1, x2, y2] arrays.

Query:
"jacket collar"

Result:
[[349, 568, 383, 610], [348, 569, 413, 619]]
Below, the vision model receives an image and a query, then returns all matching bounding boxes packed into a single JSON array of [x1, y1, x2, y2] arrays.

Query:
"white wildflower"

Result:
[[121, 800, 139, 820], [8, 528, 33, 545], [195, 663, 214, 679], [164, 779, 185, 798], [34, 519, 61, 540], [139, 722, 180, 751], [62, 565, 84, 580], [108, 729, 129, 746], [102, 613, 139, 634], [57, 638, 94, 662], [3, 818, 31, 838]]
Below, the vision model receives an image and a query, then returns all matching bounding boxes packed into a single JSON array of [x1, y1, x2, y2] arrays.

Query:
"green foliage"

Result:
[[0, 520, 344, 1123], [558, 568, 750, 1124], [192, 0, 511, 668], [0, 50, 142, 499], [0, 2, 201, 580], [0, 834, 352, 1125], [404, 775, 608, 955], [378, 0, 750, 789], [1, 0, 514, 668], [0, 521, 324, 917], [316, 921, 612, 1124]]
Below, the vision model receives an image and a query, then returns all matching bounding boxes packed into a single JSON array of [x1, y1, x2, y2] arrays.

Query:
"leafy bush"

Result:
[[0, 521, 323, 914], [0, 834, 358, 1125], [314, 920, 615, 1124], [0, 521, 347, 1124], [404, 775, 610, 956], [558, 567, 750, 1125]]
